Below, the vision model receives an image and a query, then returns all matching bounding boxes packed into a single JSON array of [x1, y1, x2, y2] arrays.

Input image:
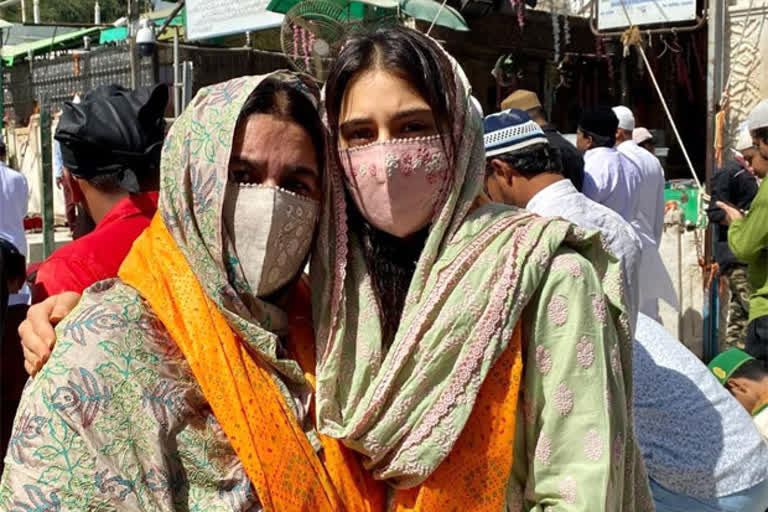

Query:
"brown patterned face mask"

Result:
[[225, 184, 319, 297]]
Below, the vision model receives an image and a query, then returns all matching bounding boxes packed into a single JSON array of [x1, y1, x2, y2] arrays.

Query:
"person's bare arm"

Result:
[[20, 292, 81, 376]]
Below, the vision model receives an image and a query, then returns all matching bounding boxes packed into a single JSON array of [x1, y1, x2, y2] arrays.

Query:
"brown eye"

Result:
[[347, 129, 375, 145], [230, 170, 257, 184], [285, 180, 310, 195], [402, 122, 428, 133]]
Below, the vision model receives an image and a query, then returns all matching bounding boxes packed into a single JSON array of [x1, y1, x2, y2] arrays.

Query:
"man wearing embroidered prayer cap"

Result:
[[484, 109, 642, 329], [31, 84, 168, 303], [719, 101, 768, 364], [612, 105, 677, 322], [502, 89, 585, 191], [709, 348, 768, 441]]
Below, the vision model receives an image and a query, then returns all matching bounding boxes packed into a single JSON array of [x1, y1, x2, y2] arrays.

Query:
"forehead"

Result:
[[339, 69, 430, 121], [233, 114, 317, 166]]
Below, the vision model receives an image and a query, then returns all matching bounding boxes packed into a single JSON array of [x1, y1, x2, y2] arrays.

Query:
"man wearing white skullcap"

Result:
[[633, 127, 655, 154], [709, 124, 760, 350], [612, 105, 678, 321], [748, 99, 768, 160], [719, 101, 768, 364]]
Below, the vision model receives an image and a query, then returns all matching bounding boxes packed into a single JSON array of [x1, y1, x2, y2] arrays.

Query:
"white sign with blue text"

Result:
[[185, 0, 284, 41], [597, 0, 697, 30]]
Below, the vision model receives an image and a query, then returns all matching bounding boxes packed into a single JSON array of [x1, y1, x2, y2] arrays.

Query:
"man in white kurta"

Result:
[[578, 107, 643, 224], [484, 108, 642, 329], [613, 106, 678, 320], [0, 143, 28, 259]]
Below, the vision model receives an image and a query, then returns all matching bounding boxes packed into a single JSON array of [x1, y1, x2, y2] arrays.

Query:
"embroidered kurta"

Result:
[[526, 178, 642, 327], [508, 248, 652, 511], [0, 280, 264, 511]]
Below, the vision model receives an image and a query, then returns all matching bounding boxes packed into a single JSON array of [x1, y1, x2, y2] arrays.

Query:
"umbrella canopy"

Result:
[[400, 0, 468, 30], [267, 0, 468, 31]]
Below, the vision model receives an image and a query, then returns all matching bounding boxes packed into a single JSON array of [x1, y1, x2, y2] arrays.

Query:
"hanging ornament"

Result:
[[595, 35, 615, 84], [509, 0, 527, 29]]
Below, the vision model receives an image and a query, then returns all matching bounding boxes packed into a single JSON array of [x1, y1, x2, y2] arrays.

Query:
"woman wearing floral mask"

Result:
[[308, 26, 654, 510], [0, 73, 390, 511]]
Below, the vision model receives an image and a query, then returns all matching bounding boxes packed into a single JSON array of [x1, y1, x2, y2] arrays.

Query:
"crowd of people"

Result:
[[0, 25, 767, 511]]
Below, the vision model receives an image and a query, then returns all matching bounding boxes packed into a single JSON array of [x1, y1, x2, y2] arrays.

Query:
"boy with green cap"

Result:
[[709, 348, 768, 441]]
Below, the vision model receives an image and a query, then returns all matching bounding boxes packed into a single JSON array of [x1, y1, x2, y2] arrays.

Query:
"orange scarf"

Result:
[[119, 215, 522, 512]]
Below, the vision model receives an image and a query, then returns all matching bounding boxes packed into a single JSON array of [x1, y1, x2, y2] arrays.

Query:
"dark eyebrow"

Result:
[[339, 118, 372, 133], [340, 108, 434, 132], [284, 165, 320, 178], [229, 156, 264, 170], [390, 108, 434, 122]]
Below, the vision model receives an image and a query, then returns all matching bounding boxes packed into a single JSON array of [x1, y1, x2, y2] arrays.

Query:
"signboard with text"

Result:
[[597, 0, 697, 31], [185, 0, 283, 41]]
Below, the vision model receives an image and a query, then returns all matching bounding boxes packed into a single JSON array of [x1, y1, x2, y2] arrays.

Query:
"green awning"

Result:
[[1, 27, 100, 66], [99, 26, 128, 44]]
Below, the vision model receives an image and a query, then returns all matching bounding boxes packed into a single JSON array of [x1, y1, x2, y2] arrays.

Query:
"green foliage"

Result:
[[0, 1, 155, 24]]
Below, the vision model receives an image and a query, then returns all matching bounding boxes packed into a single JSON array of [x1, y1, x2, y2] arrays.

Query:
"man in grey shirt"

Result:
[[635, 313, 768, 511]]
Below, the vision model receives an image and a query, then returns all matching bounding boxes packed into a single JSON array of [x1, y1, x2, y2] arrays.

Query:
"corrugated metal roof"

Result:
[[1, 22, 79, 47], [1, 27, 99, 66]]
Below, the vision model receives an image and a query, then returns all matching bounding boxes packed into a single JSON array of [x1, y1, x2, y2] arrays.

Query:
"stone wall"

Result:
[[725, 1, 768, 144]]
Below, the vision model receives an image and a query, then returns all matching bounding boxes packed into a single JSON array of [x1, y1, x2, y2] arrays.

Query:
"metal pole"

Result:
[[704, 0, 725, 358], [40, 105, 54, 259], [128, 0, 139, 89], [173, 25, 180, 117], [182, 60, 190, 111], [706, 0, 725, 201], [677, 223, 684, 341], [155, 1, 185, 38], [0, 28, 4, 133]]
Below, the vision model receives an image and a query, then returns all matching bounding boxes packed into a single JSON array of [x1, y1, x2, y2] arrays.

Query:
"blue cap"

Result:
[[483, 109, 549, 158]]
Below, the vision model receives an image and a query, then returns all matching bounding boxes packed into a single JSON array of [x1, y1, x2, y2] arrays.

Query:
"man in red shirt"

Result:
[[32, 84, 168, 302]]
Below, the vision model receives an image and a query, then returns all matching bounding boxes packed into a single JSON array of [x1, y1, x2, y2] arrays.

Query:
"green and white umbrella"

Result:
[[266, 0, 469, 31]]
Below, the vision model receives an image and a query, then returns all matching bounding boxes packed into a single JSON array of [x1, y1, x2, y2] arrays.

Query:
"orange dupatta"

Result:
[[120, 215, 523, 512], [119, 215, 382, 512]]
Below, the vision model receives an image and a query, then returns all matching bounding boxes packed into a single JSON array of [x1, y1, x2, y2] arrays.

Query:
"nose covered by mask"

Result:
[[340, 135, 450, 238], [225, 184, 319, 298]]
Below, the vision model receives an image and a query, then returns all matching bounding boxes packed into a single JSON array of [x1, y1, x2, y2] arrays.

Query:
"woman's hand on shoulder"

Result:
[[20, 292, 81, 376]]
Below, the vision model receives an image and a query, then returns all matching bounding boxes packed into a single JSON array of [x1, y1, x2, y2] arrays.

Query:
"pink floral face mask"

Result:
[[339, 135, 450, 238]]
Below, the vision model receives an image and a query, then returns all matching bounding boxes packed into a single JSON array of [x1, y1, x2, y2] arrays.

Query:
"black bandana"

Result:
[[55, 84, 168, 182]]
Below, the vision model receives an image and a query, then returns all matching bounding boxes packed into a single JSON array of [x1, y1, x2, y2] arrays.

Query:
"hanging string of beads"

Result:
[[292, 25, 300, 60], [551, 0, 561, 62], [510, 0, 526, 29], [562, 13, 571, 46], [595, 35, 615, 83], [307, 32, 315, 73]]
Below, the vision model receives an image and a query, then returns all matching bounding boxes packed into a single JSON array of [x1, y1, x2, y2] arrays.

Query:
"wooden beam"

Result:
[[418, 9, 596, 56]]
